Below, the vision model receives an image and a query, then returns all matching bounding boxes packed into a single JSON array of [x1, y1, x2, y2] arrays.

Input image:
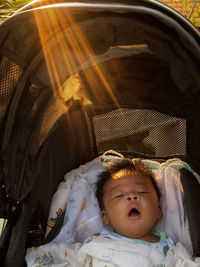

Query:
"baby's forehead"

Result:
[[104, 171, 152, 191]]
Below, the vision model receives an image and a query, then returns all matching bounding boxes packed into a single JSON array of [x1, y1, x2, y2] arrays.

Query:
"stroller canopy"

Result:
[[0, 0, 200, 200]]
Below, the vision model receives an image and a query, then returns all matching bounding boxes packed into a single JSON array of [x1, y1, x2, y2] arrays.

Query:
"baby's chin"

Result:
[[124, 230, 160, 243]]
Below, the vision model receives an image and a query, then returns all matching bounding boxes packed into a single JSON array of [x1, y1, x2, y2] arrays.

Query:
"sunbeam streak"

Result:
[[33, 2, 121, 110]]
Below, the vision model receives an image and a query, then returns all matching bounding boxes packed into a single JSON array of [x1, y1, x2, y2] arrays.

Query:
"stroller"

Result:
[[0, 0, 200, 266]]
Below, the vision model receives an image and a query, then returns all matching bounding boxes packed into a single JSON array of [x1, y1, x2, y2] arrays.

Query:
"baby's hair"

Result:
[[96, 158, 161, 210]]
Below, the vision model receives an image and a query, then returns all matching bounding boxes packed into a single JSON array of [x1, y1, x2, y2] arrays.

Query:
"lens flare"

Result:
[[32, 2, 120, 109]]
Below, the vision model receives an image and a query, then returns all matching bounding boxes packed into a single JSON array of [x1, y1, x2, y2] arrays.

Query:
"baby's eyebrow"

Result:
[[104, 187, 121, 195], [108, 182, 148, 193]]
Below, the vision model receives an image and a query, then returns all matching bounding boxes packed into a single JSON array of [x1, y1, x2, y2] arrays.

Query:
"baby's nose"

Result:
[[127, 193, 138, 201]]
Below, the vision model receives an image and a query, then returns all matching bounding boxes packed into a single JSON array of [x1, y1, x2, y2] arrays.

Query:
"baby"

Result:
[[96, 158, 174, 256], [26, 158, 198, 266]]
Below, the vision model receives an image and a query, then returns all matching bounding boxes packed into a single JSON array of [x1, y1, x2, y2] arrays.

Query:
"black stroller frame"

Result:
[[0, 1, 200, 266]]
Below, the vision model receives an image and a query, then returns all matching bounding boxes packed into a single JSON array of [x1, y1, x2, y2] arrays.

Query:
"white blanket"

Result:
[[46, 152, 192, 245], [25, 236, 200, 266]]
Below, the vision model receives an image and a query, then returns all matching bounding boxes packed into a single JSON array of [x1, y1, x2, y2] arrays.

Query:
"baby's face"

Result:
[[101, 171, 162, 241]]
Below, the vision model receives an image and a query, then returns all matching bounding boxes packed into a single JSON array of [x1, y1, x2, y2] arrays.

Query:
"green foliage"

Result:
[[0, 0, 33, 20], [158, 0, 200, 26], [181, 0, 200, 25]]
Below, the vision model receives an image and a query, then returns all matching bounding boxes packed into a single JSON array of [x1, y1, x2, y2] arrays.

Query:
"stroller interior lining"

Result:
[[0, 14, 194, 202], [30, 15, 200, 100]]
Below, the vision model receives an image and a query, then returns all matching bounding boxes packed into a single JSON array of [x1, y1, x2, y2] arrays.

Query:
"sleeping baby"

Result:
[[75, 159, 198, 266], [25, 158, 200, 266], [95, 158, 174, 256]]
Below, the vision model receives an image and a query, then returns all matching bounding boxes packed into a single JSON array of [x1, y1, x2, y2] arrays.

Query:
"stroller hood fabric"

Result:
[[0, 1, 200, 266], [0, 0, 200, 201]]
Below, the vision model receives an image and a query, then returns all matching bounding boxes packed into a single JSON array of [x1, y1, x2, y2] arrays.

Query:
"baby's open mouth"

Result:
[[128, 208, 140, 217]]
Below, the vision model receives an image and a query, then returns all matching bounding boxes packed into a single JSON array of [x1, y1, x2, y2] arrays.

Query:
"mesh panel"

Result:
[[14, 79, 42, 125], [93, 108, 186, 157], [0, 56, 23, 123], [9, 79, 43, 198]]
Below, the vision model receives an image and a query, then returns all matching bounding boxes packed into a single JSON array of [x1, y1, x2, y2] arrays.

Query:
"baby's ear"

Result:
[[158, 203, 163, 221], [101, 210, 110, 225]]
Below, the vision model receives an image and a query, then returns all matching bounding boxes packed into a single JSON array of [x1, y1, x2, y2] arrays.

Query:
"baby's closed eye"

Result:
[[138, 191, 148, 194], [114, 193, 125, 198]]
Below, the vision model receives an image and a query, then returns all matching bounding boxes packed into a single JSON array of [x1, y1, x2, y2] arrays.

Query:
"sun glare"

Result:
[[32, 2, 120, 110]]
